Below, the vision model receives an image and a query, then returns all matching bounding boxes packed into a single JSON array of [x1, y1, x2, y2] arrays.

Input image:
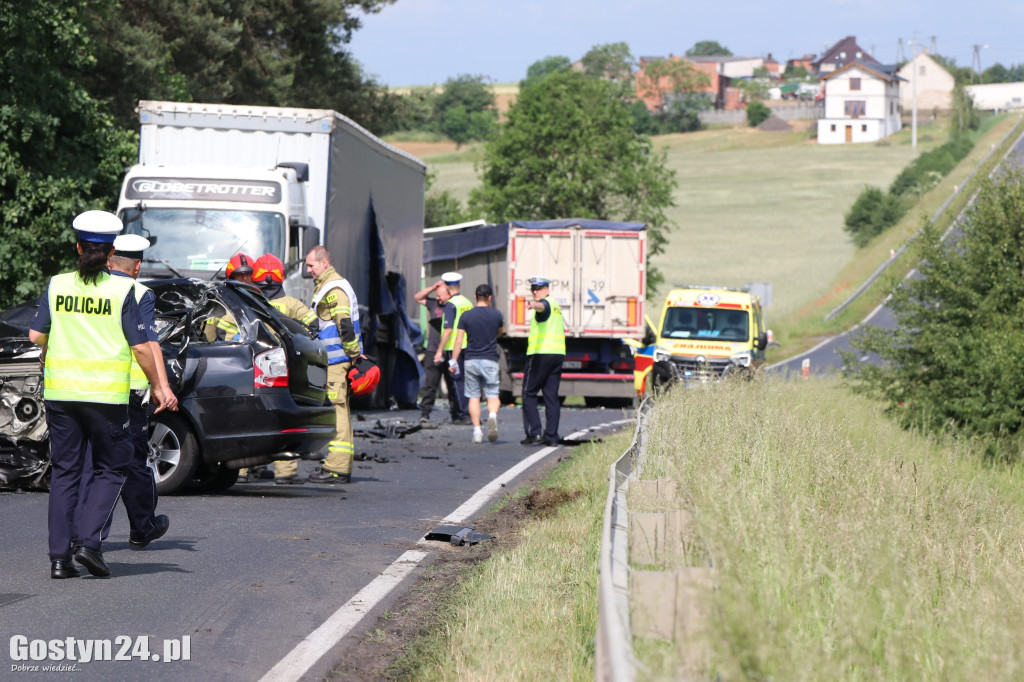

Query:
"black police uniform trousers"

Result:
[[46, 400, 132, 559], [420, 350, 461, 420], [76, 390, 158, 542], [441, 350, 470, 418], [521, 353, 564, 443]]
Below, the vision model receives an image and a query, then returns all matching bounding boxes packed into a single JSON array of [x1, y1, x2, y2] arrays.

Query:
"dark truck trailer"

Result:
[[423, 219, 647, 406]]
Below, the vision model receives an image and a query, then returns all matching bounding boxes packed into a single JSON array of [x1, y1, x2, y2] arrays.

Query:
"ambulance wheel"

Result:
[[148, 413, 199, 495]]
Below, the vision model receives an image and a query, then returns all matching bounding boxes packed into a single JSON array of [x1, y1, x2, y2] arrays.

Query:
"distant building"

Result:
[[897, 51, 954, 112], [763, 53, 781, 78], [686, 55, 765, 79], [787, 54, 816, 74], [965, 82, 1024, 110], [818, 62, 904, 144], [812, 36, 878, 76]]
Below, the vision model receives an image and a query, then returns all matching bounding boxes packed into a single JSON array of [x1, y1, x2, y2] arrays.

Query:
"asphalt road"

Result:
[[769, 127, 1024, 378], [0, 404, 631, 681]]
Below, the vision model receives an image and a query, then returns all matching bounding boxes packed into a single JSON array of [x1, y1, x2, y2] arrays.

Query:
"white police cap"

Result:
[[528, 276, 551, 288], [441, 271, 462, 285], [72, 210, 123, 243], [113, 234, 151, 258]]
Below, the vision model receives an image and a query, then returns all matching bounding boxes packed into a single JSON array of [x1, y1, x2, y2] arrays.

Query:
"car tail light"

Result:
[[254, 347, 289, 388]]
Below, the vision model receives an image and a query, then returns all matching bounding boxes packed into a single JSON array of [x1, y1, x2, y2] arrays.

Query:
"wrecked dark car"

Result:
[[0, 279, 335, 494]]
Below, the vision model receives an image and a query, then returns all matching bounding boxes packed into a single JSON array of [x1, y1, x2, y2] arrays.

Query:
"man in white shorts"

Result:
[[450, 284, 505, 443]]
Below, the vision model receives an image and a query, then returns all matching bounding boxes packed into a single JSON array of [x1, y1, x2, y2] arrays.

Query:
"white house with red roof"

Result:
[[818, 62, 904, 144]]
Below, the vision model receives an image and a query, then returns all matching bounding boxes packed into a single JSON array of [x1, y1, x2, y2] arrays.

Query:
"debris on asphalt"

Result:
[[424, 524, 496, 546], [354, 419, 422, 439]]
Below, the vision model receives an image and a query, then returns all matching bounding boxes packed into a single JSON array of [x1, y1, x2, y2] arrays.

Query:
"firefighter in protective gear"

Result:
[[250, 253, 319, 484], [520, 276, 566, 447], [29, 210, 176, 579], [304, 246, 360, 484], [206, 253, 254, 341]]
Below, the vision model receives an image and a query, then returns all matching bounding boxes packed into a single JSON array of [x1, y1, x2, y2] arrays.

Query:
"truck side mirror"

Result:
[[300, 225, 320, 278]]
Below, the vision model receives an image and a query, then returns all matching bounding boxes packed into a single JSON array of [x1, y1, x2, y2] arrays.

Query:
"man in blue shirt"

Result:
[[450, 284, 505, 443]]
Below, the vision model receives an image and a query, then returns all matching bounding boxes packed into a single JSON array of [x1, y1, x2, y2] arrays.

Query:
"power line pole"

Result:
[[971, 44, 988, 83], [910, 35, 919, 150], [929, 36, 937, 54], [896, 38, 906, 63]]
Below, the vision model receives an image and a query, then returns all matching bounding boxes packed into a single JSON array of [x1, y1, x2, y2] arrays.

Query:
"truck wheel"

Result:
[[148, 413, 199, 495]]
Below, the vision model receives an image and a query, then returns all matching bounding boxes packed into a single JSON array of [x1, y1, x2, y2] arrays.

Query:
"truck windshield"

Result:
[[661, 306, 749, 343], [121, 208, 285, 272]]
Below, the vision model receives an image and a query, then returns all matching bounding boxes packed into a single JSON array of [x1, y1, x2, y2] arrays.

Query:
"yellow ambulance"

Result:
[[633, 286, 769, 393]]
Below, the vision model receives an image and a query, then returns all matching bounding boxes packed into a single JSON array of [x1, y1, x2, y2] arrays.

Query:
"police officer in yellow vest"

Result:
[[77, 234, 174, 547], [29, 211, 176, 579], [304, 246, 360, 484], [250, 253, 319, 485], [520, 276, 566, 447], [432, 272, 473, 424]]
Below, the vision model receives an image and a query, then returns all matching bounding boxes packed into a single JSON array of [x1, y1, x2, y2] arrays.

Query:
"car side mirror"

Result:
[[755, 331, 768, 350]]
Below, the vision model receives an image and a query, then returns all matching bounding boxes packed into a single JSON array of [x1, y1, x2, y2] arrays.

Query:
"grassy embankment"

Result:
[[632, 378, 1024, 679]]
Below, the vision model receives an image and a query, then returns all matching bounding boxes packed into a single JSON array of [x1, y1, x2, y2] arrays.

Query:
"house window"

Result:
[[920, 65, 926, 76], [830, 124, 836, 132], [844, 100, 866, 118], [850, 77, 861, 91], [890, 101, 894, 114], [861, 124, 868, 132]]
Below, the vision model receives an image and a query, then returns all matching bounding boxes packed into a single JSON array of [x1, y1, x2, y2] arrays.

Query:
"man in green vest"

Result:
[[433, 272, 472, 424], [520, 276, 566, 447]]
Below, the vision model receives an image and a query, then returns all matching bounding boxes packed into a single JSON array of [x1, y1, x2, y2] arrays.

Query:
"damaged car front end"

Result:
[[0, 278, 336, 494]]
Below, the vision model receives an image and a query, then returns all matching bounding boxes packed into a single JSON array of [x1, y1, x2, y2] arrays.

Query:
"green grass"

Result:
[[390, 432, 628, 680], [634, 377, 1024, 680]]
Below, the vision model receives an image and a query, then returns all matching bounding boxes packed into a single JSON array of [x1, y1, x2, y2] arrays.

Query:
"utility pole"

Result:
[[896, 38, 906, 63], [929, 36, 937, 54], [971, 44, 988, 83], [910, 35, 919, 149]]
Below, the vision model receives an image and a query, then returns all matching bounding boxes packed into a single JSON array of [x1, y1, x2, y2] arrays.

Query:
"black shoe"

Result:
[[544, 437, 560, 447], [129, 514, 169, 549], [274, 475, 305, 485], [520, 435, 544, 445], [51, 560, 80, 580], [308, 467, 351, 484], [73, 546, 110, 577], [254, 465, 275, 480], [452, 415, 472, 425]]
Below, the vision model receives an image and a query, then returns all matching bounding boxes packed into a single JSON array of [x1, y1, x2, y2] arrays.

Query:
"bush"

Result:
[[746, 101, 771, 127], [890, 136, 976, 196], [844, 186, 907, 247]]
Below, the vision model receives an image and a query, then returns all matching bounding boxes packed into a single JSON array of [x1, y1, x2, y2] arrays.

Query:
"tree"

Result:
[[580, 42, 635, 82], [951, 83, 979, 137], [424, 172, 470, 228], [433, 74, 497, 145], [469, 71, 677, 291], [845, 171, 1024, 458], [0, 0, 137, 303], [842, 186, 906, 247], [78, 0, 402, 133], [746, 101, 771, 127], [784, 64, 809, 79], [931, 54, 975, 85], [982, 62, 1009, 84], [638, 58, 710, 106], [686, 41, 731, 57], [520, 55, 572, 90]]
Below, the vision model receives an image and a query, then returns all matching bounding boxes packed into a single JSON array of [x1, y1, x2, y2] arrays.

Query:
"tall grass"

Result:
[[636, 378, 1024, 680]]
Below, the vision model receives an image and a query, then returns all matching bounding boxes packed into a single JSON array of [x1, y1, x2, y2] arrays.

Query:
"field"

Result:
[[405, 122, 941, 321]]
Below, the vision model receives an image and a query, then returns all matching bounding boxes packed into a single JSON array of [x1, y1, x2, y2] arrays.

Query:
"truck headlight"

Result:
[[730, 351, 753, 367], [653, 348, 671, 363]]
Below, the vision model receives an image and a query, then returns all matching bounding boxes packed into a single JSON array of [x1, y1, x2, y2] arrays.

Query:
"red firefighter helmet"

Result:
[[253, 253, 286, 284], [348, 356, 380, 396], [226, 253, 254, 279]]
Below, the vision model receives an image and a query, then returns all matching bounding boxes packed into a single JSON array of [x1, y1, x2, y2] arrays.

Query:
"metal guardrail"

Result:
[[824, 115, 1024, 321], [595, 398, 654, 682]]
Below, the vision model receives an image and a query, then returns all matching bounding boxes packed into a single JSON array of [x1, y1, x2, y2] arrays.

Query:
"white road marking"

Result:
[[258, 550, 428, 682], [260, 420, 627, 681]]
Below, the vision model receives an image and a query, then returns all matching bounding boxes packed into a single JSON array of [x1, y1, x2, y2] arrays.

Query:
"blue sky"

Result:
[[347, 0, 1024, 86]]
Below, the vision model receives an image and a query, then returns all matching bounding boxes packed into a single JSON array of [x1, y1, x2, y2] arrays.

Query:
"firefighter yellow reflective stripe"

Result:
[[45, 357, 132, 372], [328, 441, 354, 453]]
